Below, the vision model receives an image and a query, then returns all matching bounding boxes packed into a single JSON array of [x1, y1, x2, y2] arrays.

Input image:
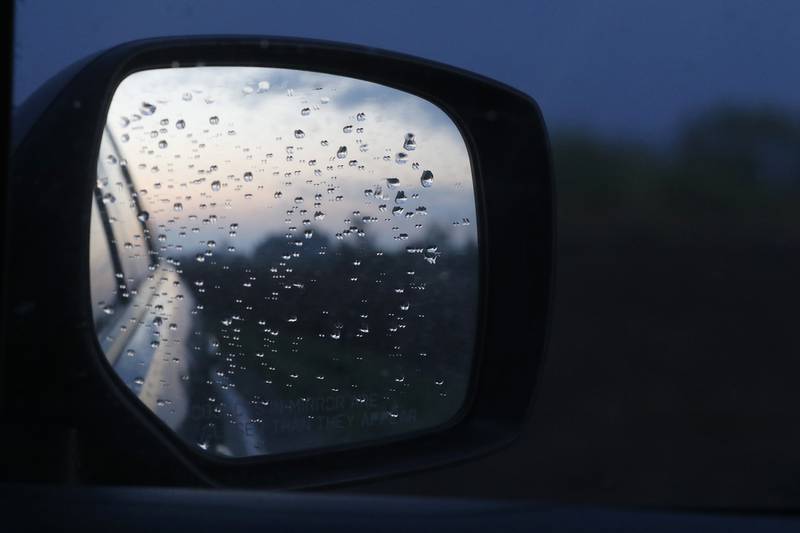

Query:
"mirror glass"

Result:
[[91, 66, 479, 457]]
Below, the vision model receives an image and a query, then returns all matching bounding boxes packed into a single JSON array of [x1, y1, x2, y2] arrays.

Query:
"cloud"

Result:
[[102, 66, 478, 256]]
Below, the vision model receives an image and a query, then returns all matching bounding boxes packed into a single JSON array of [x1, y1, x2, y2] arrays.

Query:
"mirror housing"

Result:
[[6, 37, 553, 489]]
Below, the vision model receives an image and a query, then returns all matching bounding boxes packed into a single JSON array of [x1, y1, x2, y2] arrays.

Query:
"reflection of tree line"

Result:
[[178, 226, 479, 446]]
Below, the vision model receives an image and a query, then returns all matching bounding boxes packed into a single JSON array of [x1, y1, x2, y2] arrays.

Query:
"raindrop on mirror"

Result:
[[91, 65, 478, 459]]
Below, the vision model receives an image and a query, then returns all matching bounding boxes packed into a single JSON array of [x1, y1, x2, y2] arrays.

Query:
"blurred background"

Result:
[[13, 0, 800, 508]]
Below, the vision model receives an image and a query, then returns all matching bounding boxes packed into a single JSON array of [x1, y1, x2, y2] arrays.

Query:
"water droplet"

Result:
[[182, 92, 193, 101], [403, 133, 416, 151], [320, 140, 329, 147], [395, 191, 407, 203], [211, 180, 221, 191], [287, 315, 298, 323], [301, 107, 311, 116], [356, 112, 366, 122], [158, 140, 168, 149], [424, 245, 440, 264], [257, 80, 271, 93], [242, 85, 254, 95], [392, 206, 404, 216], [395, 152, 408, 164], [195, 253, 205, 262], [140, 102, 156, 116], [119, 116, 130, 128], [176, 119, 186, 129], [243, 171, 253, 182], [420, 170, 434, 188], [294, 129, 305, 139], [173, 202, 183, 212], [106, 154, 117, 165], [343, 125, 353, 133], [274, 191, 283, 199], [137, 211, 150, 222], [102, 305, 114, 315], [121, 133, 129, 143], [209, 116, 219, 125], [386, 177, 400, 188], [133, 377, 145, 386]]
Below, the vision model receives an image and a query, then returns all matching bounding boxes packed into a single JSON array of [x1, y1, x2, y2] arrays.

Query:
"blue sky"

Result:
[[13, 0, 800, 144]]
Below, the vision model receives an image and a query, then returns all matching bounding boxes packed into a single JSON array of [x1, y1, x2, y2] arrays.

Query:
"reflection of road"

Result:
[[99, 270, 191, 430], [99, 267, 265, 456], [101, 263, 430, 457], [203, 363, 264, 457], [98, 127, 277, 457]]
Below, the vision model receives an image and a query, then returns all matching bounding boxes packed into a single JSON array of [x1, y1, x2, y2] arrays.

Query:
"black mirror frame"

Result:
[[6, 36, 553, 489]]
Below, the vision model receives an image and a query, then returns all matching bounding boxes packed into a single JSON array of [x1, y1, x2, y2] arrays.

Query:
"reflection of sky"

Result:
[[103, 67, 476, 256]]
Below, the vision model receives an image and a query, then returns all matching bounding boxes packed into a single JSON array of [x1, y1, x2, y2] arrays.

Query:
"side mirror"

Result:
[[7, 37, 553, 488]]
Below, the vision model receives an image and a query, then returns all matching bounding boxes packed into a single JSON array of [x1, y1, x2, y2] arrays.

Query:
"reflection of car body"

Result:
[[92, 128, 260, 456]]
